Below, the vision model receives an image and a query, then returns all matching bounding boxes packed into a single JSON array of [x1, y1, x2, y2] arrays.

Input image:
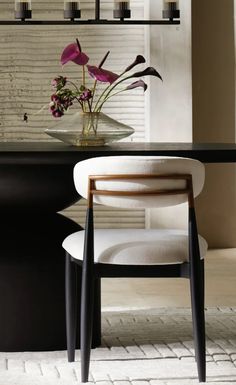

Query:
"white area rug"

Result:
[[1, 308, 236, 385]]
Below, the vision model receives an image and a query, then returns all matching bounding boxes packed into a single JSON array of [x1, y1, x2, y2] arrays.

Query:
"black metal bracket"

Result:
[[95, 0, 100, 20]]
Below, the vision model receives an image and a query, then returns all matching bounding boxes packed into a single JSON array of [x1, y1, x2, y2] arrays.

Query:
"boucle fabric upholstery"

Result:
[[63, 229, 207, 265]]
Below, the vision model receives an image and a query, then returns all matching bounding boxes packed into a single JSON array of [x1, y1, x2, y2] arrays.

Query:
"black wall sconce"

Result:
[[1, 0, 180, 25], [113, 1, 131, 21], [14, 0, 32, 21], [162, 0, 180, 21], [64, 1, 81, 21]]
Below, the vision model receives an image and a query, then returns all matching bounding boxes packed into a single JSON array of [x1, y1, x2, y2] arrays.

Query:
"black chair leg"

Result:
[[92, 277, 102, 348], [189, 207, 206, 382], [80, 207, 95, 383], [65, 252, 77, 362], [80, 267, 94, 382], [190, 261, 206, 382]]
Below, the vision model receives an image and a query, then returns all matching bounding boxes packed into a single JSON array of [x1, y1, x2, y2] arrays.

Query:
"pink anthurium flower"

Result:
[[126, 80, 148, 91], [87, 65, 119, 84], [61, 40, 89, 66]]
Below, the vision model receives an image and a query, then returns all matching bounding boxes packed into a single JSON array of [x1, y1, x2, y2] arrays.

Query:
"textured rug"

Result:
[[1, 308, 236, 385]]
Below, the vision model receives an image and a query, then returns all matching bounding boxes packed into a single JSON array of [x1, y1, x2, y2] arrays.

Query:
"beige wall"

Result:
[[192, 0, 236, 247], [148, 0, 192, 142], [148, 0, 192, 230]]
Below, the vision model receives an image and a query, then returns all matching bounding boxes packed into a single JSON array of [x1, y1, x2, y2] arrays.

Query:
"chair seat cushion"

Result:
[[62, 229, 208, 265]]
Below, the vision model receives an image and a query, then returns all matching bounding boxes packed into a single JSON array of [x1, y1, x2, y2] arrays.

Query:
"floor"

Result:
[[2, 249, 236, 385], [2, 308, 236, 384], [102, 248, 236, 309]]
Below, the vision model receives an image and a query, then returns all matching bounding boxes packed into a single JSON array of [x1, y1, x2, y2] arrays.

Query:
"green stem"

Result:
[[93, 83, 113, 112], [82, 65, 86, 111], [82, 65, 86, 88], [87, 98, 92, 113], [67, 80, 80, 92], [94, 75, 131, 112], [74, 96, 84, 112], [96, 89, 125, 112], [90, 79, 97, 110]]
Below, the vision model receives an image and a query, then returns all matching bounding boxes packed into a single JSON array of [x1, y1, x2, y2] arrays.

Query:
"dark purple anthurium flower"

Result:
[[124, 55, 146, 73], [126, 80, 148, 92], [61, 41, 89, 66], [129, 67, 163, 81], [87, 65, 119, 84]]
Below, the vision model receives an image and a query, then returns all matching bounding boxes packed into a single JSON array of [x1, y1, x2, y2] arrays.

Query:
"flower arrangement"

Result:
[[50, 38, 162, 118]]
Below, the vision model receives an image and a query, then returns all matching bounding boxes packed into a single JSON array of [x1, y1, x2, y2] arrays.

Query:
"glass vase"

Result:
[[45, 112, 135, 146]]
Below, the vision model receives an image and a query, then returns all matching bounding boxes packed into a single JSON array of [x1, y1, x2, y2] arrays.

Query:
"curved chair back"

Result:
[[74, 156, 205, 209]]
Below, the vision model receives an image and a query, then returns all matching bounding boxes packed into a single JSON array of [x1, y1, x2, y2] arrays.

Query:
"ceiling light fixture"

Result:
[[0, 0, 180, 25]]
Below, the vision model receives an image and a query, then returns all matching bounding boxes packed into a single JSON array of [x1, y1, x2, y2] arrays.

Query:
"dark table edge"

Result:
[[0, 142, 236, 164]]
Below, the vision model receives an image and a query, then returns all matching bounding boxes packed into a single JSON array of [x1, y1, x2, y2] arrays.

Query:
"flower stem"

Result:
[[82, 65, 86, 111], [87, 99, 92, 113], [97, 89, 125, 111], [90, 80, 97, 110], [82, 65, 86, 87], [74, 96, 84, 111], [93, 83, 112, 111], [67, 80, 80, 92], [94, 75, 131, 111]]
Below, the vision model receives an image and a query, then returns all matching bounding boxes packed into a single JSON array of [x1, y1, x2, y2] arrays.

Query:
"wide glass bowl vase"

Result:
[[45, 112, 135, 146]]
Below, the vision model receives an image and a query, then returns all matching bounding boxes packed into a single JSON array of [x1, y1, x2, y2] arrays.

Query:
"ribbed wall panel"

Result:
[[62, 200, 145, 229], [0, 0, 146, 228]]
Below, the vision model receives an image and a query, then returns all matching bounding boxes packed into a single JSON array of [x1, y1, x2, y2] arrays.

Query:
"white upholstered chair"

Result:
[[62, 156, 207, 383]]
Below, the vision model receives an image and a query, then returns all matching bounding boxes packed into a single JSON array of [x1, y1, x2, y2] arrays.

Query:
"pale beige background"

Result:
[[148, 0, 192, 235]]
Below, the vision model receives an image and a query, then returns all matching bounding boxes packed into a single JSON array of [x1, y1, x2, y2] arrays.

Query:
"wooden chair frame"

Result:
[[65, 173, 206, 383]]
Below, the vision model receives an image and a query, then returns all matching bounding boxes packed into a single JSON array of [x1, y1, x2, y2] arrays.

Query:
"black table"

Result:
[[1, 142, 236, 164], [0, 141, 235, 352]]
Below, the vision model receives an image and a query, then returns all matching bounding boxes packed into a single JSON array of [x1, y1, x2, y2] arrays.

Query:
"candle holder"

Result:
[[15, 0, 32, 21], [64, 1, 81, 21], [162, 0, 180, 20], [113, 1, 131, 20]]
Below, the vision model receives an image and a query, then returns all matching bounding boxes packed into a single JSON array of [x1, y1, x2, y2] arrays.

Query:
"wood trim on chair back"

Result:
[[87, 173, 195, 209]]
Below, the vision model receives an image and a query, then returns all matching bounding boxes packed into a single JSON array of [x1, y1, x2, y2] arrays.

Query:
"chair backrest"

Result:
[[73, 156, 205, 209]]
